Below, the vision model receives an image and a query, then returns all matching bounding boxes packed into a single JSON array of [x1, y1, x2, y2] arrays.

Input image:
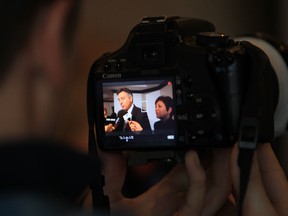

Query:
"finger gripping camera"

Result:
[[87, 16, 278, 151]]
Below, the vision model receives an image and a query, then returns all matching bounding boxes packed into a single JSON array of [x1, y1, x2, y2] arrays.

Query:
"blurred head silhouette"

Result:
[[0, 0, 81, 140]]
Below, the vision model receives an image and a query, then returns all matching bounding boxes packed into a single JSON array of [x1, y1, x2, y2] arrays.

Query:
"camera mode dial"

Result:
[[196, 32, 230, 47]]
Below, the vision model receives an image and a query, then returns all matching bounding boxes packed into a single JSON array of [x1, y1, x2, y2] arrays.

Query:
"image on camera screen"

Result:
[[101, 78, 177, 150]]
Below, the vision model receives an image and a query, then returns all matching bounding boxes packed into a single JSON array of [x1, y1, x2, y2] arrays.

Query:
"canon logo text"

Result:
[[102, 73, 122, 79]]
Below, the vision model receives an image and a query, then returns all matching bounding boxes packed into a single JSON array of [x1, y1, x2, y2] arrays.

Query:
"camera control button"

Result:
[[186, 92, 194, 98], [115, 62, 123, 71], [183, 75, 194, 86], [176, 89, 182, 95], [194, 96, 203, 104], [197, 32, 230, 47], [103, 63, 111, 72], [195, 113, 204, 119], [187, 132, 197, 141], [176, 97, 183, 105], [214, 55, 223, 63], [196, 130, 205, 136], [185, 93, 203, 104]]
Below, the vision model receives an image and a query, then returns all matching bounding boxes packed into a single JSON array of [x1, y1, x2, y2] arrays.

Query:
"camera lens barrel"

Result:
[[235, 36, 288, 137]]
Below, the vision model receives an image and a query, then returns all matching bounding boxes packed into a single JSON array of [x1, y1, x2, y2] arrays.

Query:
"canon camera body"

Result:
[[88, 16, 277, 151]]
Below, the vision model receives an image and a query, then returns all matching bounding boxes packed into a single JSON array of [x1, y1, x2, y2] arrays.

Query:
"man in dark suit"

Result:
[[114, 88, 151, 132]]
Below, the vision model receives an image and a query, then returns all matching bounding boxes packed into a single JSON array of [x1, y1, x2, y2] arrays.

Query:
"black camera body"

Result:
[[88, 16, 277, 152]]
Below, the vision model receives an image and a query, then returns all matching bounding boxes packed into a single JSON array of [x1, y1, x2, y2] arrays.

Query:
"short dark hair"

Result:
[[0, 0, 80, 84], [116, 88, 133, 97], [155, 96, 173, 112]]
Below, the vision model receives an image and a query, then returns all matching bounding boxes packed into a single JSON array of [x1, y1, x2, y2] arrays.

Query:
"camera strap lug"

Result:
[[239, 117, 258, 149]]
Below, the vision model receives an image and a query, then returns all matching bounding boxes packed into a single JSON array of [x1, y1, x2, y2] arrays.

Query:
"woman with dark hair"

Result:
[[154, 95, 175, 133]]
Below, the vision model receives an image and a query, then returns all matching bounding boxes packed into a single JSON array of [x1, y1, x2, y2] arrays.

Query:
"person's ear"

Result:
[[29, 0, 75, 88]]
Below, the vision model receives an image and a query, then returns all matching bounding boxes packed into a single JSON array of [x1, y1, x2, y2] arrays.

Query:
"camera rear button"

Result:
[[103, 63, 111, 72], [115, 63, 123, 71], [186, 92, 194, 99]]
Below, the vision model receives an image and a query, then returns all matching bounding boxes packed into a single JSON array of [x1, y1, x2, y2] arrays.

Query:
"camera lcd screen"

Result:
[[100, 78, 177, 150]]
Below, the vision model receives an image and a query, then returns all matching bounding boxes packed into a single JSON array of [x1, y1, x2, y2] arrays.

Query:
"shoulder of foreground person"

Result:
[[0, 139, 100, 204]]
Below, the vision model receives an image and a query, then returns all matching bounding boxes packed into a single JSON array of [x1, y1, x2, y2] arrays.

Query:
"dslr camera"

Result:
[[87, 16, 278, 152]]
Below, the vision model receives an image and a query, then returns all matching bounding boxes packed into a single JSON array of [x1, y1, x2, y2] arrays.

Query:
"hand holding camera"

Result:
[[91, 142, 288, 216]]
